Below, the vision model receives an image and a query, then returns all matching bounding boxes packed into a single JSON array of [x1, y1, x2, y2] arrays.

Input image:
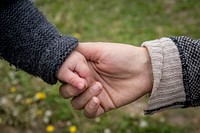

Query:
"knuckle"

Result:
[[59, 85, 74, 99], [69, 76, 79, 86], [71, 99, 83, 110], [84, 111, 95, 119], [59, 86, 68, 99]]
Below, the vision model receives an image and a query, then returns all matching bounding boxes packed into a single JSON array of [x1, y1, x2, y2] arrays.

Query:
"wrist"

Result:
[[139, 47, 153, 94]]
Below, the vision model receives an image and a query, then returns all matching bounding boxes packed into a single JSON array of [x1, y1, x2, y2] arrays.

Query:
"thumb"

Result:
[[76, 42, 104, 61]]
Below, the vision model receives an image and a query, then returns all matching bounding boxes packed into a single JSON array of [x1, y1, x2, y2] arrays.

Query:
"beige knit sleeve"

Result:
[[141, 38, 186, 115]]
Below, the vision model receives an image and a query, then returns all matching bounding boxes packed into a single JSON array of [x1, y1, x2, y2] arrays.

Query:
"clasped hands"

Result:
[[57, 42, 153, 118]]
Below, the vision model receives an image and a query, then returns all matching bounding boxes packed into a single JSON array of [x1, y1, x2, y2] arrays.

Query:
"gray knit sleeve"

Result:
[[0, 0, 78, 84], [0, 0, 18, 8]]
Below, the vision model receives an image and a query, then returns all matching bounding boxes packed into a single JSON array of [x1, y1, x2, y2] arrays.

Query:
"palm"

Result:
[[78, 42, 152, 112]]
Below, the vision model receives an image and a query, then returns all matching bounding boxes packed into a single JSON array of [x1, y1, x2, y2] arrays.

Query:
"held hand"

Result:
[[60, 42, 153, 118], [57, 50, 103, 99], [57, 51, 90, 90]]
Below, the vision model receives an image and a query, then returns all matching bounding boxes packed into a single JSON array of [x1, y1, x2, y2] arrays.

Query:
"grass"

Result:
[[36, 0, 200, 44], [0, 0, 200, 133]]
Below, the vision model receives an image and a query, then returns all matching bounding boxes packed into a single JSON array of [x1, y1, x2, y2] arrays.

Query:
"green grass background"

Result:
[[0, 0, 200, 133]]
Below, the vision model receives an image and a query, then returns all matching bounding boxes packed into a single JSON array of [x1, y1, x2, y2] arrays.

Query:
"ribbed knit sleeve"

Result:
[[142, 38, 186, 114], [0, 0, 78, 84]]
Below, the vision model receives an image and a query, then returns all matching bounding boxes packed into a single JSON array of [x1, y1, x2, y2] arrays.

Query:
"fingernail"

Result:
[[89, 98, 98, 109], [92, 84, 100, 94]]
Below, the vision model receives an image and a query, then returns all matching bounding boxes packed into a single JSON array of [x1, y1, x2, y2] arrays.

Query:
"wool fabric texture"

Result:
[[142, 38, 185, 114], [0, 0, 78, 84], [171, 36, 200, 107], [142, 37, 200, 114]]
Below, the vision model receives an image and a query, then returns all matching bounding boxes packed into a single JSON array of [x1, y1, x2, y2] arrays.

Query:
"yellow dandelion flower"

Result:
[[35, 92, 46, 100], [72, 33, 81, 39], [25, 98, 32, 104], [46, 125, 55, 132], [10, 87, 16, 93], [69, 125, 77, 133], [37, 109, 43, 116]]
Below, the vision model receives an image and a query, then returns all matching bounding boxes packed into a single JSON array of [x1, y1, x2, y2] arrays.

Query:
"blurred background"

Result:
[[0, 0, 200, 133]]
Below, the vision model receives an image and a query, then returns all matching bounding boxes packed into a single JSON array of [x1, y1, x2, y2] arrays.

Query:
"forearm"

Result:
[[0, 0, 78, 84]]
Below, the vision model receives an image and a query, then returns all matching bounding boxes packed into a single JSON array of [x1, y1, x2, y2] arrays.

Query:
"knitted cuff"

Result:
[[141, 38, 186, 114], [0, 0, 78, 84]]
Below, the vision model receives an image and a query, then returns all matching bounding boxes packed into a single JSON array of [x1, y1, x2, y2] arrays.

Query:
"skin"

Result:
[[57, 42, 153, 118]]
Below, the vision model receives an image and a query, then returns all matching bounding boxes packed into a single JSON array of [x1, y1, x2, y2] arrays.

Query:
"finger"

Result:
[[74, 57, 91, 79], [60, 70, 86, 90], [75, 42, 103, 61], [71, 82, 102, 110], [57, 51, 90, 90], [83, 97, 105, 118], [59, 84, 84, 99]]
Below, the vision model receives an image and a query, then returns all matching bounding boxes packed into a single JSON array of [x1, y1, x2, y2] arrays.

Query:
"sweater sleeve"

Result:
[[0, 0, 18, 8], [141, 37, 200, 115], [0, 0, 78, 84], [142, 38, 186, 114], [170, 36, 200, 107]]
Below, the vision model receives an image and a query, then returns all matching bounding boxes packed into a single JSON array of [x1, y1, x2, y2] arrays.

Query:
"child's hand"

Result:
[[57, 50, 103, 107], [57, 51, 89, 90]]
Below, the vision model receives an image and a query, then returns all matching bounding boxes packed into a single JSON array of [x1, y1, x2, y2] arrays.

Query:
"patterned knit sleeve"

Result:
[[170, 36, 200, 107], [0, 0, 78, 84], [141, 36, 200, 115]]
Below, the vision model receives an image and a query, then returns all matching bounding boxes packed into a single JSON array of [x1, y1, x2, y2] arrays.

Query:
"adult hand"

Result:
[[60, 42, 153, 118]]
